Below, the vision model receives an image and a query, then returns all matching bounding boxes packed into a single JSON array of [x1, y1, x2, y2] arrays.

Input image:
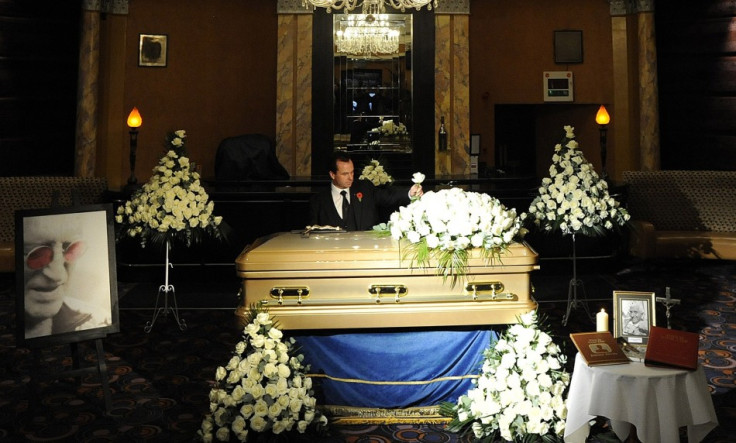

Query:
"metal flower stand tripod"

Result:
[[144, 240, 187, 332], [562, 233, 593, 326]]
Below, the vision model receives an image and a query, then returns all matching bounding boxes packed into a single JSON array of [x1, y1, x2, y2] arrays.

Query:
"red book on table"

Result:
[[644, 326, 700, 370]]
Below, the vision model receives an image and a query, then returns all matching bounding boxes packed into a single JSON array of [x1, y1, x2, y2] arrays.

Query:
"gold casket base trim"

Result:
[[319, 405, 450, 425]]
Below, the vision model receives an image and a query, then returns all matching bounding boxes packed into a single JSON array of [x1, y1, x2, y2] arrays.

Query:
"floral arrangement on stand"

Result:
[[359, 159, 393, 187], [526, 125, 630, 237], [440, 310, 570, 443], [199, 305, 328, 442], [115, 130, 225, 249], [386, 186, 526, 287]]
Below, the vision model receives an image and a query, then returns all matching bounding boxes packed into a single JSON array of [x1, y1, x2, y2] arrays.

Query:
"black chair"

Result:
[[214, 134, 290, 182]]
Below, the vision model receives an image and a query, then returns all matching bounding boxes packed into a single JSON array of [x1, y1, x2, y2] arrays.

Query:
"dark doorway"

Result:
[[494, 105, 536, 176]]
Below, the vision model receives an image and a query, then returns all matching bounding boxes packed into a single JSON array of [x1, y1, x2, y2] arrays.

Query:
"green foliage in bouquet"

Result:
[[527, 125, 630, 237], [115, 130, 227, 249], [199, 304, 328, 442], [439, 310, 570, 443]]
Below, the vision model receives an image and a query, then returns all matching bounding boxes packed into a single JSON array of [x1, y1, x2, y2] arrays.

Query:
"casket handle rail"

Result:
[[269, 286, 310, 305], [465, 281, 517, 301], [369, 284, 408, 303]]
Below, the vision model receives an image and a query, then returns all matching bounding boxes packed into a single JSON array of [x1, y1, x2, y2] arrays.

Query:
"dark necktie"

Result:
[[340, 190, 350, 220]]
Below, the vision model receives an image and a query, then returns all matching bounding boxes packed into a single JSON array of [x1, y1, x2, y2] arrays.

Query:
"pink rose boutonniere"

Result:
[[356, 192, 363, 202]]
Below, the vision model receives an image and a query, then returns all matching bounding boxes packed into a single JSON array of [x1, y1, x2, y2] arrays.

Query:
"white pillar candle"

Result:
[[596, 308, 609, 332]]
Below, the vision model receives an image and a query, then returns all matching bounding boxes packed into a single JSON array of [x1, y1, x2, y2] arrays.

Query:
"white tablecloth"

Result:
[[564, 353, 718, 443]]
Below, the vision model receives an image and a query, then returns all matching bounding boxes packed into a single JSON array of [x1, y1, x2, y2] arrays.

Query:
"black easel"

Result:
[[25, 190, 114, 414], [29, 337, 113, 413]]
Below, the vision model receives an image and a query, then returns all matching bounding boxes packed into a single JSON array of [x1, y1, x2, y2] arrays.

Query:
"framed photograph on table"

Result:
[[15, 204, 120, 348], [138, 33, 168, 67], [613, 291, 656, 349]]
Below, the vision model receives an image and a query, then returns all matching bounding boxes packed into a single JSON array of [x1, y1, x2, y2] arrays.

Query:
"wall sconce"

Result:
[[595, 105, 610, 180], [125, 107, 142, 194]]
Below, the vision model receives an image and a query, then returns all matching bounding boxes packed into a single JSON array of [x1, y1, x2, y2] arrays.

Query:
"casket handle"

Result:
[[369, 284, 408, 303], [269, 286, 310, 305], [466, 282, 505, 300]]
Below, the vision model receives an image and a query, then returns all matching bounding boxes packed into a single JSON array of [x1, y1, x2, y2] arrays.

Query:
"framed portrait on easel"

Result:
[[15, 204, 120, 348]]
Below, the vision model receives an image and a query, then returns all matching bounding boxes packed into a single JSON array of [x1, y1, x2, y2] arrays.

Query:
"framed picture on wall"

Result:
[[613, 291, 656, 349], [15, 204, 120, 348], [554, 30, 583, 64], [138, 33, 168, 67]]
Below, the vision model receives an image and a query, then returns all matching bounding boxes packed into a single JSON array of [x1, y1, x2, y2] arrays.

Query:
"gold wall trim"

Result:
[[635, 0, 654, 13], [82, 0, 128, 14], [278, 0, 311, 14], [435, 0, 469, 15], [609, 0, 631, 16], [610, 0, 653, 16]]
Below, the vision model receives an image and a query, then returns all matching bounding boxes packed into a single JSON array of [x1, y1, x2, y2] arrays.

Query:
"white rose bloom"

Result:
[[297, 420, 309, 433], [256, 312, 272, 325], [250, 335, 265, 348], [263, 362, 278, 379], [215, 427, 229, 442], [250, 383, 265, 399], [268, 402, 283, 419], [250, 415, 267, 432], [214, 366, 227, 381], [240, 403, 254, 418]]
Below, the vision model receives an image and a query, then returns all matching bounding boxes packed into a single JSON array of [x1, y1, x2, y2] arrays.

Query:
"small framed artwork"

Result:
[[470, 134, 481, 155], [613, 291, 656, 348], [138, 33, 168, 67], [15, 204, 120, 348], [554, 30, 583, 64]]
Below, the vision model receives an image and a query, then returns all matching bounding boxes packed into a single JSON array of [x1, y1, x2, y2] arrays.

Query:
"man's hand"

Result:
[[409, 183, 424, 198]]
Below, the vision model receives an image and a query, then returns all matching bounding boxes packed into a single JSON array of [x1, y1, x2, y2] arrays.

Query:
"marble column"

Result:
[[435, 0, 470, 176], [75, 6, 100, 177], [276, 1, 313, 177], [636, 0, 660, 171], [76, 0, 129, 177]]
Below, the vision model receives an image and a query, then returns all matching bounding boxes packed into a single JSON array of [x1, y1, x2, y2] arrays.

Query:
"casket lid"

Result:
[[236, 231, 537, 272]]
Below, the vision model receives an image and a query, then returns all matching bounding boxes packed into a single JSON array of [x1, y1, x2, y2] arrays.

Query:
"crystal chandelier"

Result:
[[303, 0, 437, 14], [335, 14, 401, 55]]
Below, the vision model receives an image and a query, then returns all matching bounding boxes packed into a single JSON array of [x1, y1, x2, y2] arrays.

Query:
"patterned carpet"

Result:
[[0, 257, 734, 442]]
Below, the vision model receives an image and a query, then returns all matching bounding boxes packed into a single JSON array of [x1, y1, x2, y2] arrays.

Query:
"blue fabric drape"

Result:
[[293, 329, 496, 408]]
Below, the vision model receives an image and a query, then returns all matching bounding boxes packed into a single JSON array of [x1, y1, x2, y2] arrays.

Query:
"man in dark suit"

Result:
[[309, 152, 423, 231]]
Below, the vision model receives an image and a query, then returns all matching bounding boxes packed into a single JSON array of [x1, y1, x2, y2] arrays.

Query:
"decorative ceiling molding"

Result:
[[281, 0, 468, 15], [83, 0, 129, 14], [278, 0, 313, 14], [609, 0, 653, 16], [435, 0, 469, 15], [635, 0, 654, 13], [609, 0, 631, 17]]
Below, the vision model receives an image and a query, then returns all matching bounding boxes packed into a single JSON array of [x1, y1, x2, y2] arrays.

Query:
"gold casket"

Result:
[[234, 231, 539, 330]]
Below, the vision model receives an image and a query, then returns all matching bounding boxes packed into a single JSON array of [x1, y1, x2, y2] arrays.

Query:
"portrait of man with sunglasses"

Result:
[[23, 212, 112, 340]]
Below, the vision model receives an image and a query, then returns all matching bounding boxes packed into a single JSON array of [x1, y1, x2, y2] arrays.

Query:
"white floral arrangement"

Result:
[[359, 159, 393, 186], [387, 187, 525, 286], [199, 306, 328, 442], [527, 125, 630, 237], [370, 118, 408, 137], [115, 130, 225, 248], [440, 310, 570, 443]]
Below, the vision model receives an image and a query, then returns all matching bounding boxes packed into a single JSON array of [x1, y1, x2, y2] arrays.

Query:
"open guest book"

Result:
[[644, 326, 700, 370], [570, 331, 630, 366]]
